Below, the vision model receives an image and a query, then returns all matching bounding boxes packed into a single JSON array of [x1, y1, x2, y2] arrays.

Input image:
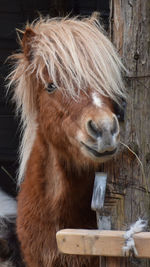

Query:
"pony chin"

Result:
[[80, 145, 118, 164]]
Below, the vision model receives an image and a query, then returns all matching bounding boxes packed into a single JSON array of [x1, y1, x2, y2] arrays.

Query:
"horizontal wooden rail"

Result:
[[56, 229, 150, 258]]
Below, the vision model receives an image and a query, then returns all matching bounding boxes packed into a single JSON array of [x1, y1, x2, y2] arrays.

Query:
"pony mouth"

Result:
[[81, 142, 117, 158]]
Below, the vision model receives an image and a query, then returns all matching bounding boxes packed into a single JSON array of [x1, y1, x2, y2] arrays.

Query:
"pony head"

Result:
[[8, 14, 126, 182]]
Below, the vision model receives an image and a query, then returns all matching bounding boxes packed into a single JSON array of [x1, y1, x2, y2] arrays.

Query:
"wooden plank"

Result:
[[56, 229, 150, 258], [103, 1, 150, 265]]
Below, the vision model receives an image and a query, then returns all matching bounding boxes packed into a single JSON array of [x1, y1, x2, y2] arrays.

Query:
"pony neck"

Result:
[[24, 130, 96, 228], [31, 129, 95, 184]]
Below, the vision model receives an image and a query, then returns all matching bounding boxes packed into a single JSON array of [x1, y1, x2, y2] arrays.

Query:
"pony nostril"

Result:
[[87, 120, 102, 138], [111, 116, 119, 135]]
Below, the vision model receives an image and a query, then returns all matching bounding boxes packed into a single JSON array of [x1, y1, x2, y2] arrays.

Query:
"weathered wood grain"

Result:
[[99, 0, 150, 266]]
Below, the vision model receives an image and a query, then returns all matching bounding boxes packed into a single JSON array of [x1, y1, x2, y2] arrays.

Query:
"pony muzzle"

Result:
[[81, 114, 120, 160]]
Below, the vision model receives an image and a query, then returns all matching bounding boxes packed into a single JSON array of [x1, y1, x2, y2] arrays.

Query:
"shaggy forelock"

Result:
[[8, 14, 126, 184], [29, 16, 125, 99]]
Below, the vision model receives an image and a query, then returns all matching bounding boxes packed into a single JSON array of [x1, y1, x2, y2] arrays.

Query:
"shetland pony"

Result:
[[1, 14, 126, 267]]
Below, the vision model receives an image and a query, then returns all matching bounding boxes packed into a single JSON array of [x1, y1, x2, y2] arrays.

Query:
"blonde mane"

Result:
[[8, 14, 126, 185]]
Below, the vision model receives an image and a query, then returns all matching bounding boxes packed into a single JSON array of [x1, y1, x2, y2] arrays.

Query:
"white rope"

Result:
[[123, 218, 147, 256]]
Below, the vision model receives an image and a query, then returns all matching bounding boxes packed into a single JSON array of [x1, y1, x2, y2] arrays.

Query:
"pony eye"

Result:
[[46, 83, 57, 93]]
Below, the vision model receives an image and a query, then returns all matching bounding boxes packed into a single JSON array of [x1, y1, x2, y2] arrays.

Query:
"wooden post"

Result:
[[100, 0, 150, 266], [106, 0, 150, 231]]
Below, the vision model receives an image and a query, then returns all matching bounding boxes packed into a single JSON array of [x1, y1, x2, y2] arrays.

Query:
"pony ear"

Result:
[[22, 28, 36, 61], [83, 12, 100, 26], [89, 12, 100, 23]]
